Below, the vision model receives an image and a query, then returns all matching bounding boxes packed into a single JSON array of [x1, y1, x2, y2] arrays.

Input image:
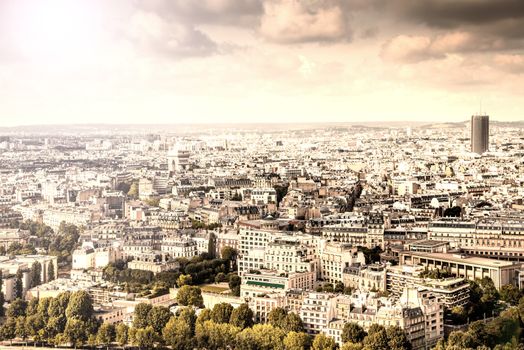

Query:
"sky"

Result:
[[0, 0, 524, 126]]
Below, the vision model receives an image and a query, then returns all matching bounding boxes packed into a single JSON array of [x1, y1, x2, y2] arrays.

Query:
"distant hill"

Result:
[[419, 120, 524, 129]]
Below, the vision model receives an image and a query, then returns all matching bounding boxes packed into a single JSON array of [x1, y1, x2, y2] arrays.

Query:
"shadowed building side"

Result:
[[471, 115, 489, 154]]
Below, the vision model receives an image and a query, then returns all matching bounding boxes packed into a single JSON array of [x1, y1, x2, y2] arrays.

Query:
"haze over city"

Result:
[[1, 0, 524, 126], [1, 2, 524, 350]]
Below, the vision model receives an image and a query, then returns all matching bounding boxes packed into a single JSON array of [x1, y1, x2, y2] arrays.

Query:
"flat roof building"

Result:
[[399, 251, 519, 289]]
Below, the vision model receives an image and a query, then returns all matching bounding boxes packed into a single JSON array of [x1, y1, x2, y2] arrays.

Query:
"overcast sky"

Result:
[[1, 0, 523, 126]]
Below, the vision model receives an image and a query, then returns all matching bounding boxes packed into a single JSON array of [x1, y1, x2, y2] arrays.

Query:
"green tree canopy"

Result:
[[230, 303, 254, 329], [133, 326, 157, 349], [342, 322, 367, 344], [115, 323, 129, 347], [65, 290, 94, 322], [6, 298, 27, 318], [133, 303, 153, 329], [312, 333, 337, 350], [148, 305, 172, 335], [268, 307, 288, 329], [283, 312, 304, 333], [63, 318, 89, 348], [211, 302, 234, 324], [363, 325, 389, 350], [177, 285, 204, 307], [499, 284, 521, 306], [386, 326, 411, 350], [96, 323, 115, 347], [284, 331, 311, 350], [163, 316, 193, 350]]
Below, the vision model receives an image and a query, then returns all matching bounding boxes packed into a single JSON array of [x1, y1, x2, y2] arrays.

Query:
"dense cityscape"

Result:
[[0, 117, 522, 349]]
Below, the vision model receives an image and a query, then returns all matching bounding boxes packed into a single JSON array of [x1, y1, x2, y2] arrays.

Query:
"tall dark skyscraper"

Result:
[[471, 115, 489, 154]]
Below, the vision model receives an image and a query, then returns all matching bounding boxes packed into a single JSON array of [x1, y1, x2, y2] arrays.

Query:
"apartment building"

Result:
[[386, 264, 470, 308], [343, 263, 387, 292], [42, 206, 96, 230], [318, 242, 366, 284], [160, 236, 198, 258], [263, 237, 316, 274], [300, 292, 337, 334], [321, 212, 384, 249]]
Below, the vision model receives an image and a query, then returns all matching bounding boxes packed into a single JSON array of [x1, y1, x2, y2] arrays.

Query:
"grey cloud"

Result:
[[387, 0, 524, 49], [494, 54, 524, 74], [259, 0, 352, 44], [135, 0, 264, 26], [391, 0, 524, 29], [127, 11, 217, 58]]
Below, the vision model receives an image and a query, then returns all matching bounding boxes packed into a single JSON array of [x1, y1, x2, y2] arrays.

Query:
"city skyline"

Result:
[[0, 0, 524, 126]]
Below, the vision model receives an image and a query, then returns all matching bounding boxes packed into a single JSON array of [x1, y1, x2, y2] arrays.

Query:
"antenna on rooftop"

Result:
[[479, 99, 482, 115]]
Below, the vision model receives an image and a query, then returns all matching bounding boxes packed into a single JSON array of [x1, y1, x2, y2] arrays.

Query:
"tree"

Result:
[[133, 326, 157, 349], [386, 326, 411, 350], [269, 307, 288, 328], [163, 316, 193, 350], [342, 322, 366, 344], [221, 246, 237, 261], [15, 316, 28, 344], [284, 331, 311, 350], [235, 327, 260, 349], [196, 320, 240, 350], [467, 320, 489, 348], [46, 315, 67, 340], [47, 262, 55, 281], [0, 317, 16, 342], [178, 307, 197, 335], [485, 308, 520, 346], [7, 298, 27, 318], [177, 285, 204, 307], [312, 333, 337, 350], [177, 274, 193, 287], [29, 261, 42, 288], [133, 303, 153, 329], [274, 184, 289, 205], [215, 272, 227, 283], [25, 314, 45, 344], [0, 291, 5, 317], [241, 324, 286, 350], [341, 342, 364, 350], [197, 308, 212, 324], [64, 318, 89, 348], [447, 330, 474, 349], [229, 274, 241, 296], [115, 323, 129, 347], [211, 302, 234, 324], [479, 277, 499, 311], [37, 297, 52, 320], [65, 290, 94, 322], [0, 271, 4, 317], [148, 305, 172, 335], [14, 270, 24, 299], [363, 325, 389, 350], [26, 297, 39, 315], [97, 323, 115, 348], [499, 284, 521, 306], [230, 303, 254, 329], [335, 281, 345, 293], [283, 312, 304, 332], [127, 182, 138, 198]]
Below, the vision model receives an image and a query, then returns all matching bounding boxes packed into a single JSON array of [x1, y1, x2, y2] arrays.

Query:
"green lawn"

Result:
[[200, 284, 230, 293]]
